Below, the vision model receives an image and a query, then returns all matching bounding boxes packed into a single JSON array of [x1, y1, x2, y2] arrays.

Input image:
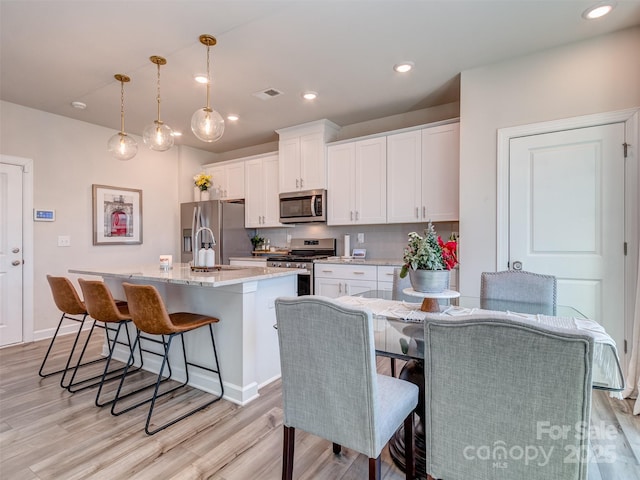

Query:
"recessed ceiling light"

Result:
[[582, 3, 615, 19], [194, 74, 208, 84], [393, 62, 414, 73], [71, 101, 87, 110], [227, 114, 239, 121], [302, 91, 318, 100]]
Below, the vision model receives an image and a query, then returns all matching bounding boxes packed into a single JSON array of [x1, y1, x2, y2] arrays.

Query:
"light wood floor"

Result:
[[1, 332, 639, 479]]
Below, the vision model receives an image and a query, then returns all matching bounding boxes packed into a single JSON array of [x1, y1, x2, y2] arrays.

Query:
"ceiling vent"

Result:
[[253, 87, 284, 100]]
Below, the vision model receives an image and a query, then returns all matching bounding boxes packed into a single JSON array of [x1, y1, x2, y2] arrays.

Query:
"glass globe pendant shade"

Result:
[[143, 121, 174, 151], [107, 132, 138, 161], [191, 107, 225, 142]]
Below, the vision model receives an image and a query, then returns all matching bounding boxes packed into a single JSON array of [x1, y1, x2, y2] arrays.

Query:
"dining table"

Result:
[[335, 290, 625, 478]]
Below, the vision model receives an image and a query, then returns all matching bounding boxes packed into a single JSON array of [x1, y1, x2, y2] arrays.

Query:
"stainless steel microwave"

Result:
[[279, 189, 326, 223]]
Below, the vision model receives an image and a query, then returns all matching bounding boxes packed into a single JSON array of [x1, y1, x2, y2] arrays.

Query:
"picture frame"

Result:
[[92, 184, 142, 245]]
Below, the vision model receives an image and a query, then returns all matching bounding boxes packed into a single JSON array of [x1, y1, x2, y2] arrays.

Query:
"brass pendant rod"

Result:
[[156, 61, 161, 124], [199, 34, 216, 112], [205, 44, 211, 110], [149, 56, 167, 125], [114, 74, 130, 135]]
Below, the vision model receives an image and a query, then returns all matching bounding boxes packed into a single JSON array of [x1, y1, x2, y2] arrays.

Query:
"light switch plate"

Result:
[[58, 235, 71, 247]]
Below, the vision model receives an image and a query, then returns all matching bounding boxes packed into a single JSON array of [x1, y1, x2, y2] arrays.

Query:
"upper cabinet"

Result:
[[276, 119, 340, 193], [245, 153, 282, 228], [327, 136, 387, 225], [387, 122, 459, 223], [206, 160, 245, 200]]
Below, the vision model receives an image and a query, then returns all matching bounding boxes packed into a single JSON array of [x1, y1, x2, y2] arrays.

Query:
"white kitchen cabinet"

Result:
[[314, 263, 377, 298], [207, 160, 245, 200], [277, 119, 340, 193], [245, 153, 282, 228], [327, 136, 387, 225], [387, 122, 459, 223], [421, 122, 459, 222], [377, 265, 398, 294]]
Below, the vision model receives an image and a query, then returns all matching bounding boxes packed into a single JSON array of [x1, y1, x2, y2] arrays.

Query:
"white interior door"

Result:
[[0, 162, 24, 346], [509, 123, 626, 352]]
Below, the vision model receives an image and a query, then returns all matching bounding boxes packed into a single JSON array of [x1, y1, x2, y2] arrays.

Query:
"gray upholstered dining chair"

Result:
[[480, 270, 557, 315], [275, 296, 419, 480], [423, 316, 594, 480], [392, 267, 414, 302]]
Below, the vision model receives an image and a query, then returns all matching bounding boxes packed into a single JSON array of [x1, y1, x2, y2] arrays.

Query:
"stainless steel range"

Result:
[[267, 238, 336, 295]]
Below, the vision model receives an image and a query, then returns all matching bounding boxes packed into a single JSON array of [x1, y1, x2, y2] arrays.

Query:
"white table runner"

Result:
[[335, 295, 623, 397]]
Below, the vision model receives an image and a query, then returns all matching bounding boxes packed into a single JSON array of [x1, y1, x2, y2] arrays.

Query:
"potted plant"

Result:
[[250, 234, 264, 251], [399, 222, 458, 293], [193, 172, 213, 201]]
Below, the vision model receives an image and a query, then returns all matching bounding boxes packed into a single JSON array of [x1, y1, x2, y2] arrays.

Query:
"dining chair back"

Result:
[[480, 270, 557, 315], [275, 296, 419, 480], [423, 316, 593, 480], [392, 267, 414, 302]]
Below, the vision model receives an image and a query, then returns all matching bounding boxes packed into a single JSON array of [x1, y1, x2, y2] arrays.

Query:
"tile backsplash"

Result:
[[253, 221, 459, 260]]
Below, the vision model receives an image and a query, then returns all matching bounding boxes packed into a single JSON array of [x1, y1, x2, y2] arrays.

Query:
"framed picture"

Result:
[[92, 184, 142, 245]]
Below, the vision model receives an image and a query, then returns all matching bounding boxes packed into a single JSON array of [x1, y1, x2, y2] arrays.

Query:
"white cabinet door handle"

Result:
[[353, 271, 365, 275], [422, 206, 426, 219], [415, 207, 419, 219], [300, 178, 304, 188]]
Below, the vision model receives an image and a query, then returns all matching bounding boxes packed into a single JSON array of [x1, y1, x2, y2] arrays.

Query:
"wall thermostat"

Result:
[[34, 209, 55, 221]]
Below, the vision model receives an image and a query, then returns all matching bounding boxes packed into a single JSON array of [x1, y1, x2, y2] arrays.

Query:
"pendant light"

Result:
[[143, 56, 174, 151], [191, 34, 225, 143], [107, 74, 138, 161]]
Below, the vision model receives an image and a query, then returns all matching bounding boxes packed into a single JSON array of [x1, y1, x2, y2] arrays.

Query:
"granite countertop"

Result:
[[69, 263, 306, 288], [314, 257, 403, 266]]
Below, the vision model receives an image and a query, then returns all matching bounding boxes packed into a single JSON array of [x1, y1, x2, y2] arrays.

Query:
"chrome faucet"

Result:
[[192, 227, 216, 266]]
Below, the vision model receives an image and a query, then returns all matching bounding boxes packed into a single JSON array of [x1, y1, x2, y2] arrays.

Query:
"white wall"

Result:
[[0, 101, 214, 334], [459, 26, 640, 295]]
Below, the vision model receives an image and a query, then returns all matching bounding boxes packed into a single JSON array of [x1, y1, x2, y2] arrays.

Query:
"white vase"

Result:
[[200, 190, 210, 201], [193, 187, 200, 202], [409, 269, 450, 293]]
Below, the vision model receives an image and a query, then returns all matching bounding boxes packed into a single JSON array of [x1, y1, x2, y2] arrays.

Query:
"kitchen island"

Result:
[[69, 263, 304, 405]]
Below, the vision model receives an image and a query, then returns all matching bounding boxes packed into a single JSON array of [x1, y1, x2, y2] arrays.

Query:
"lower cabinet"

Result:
[[314, 264, 377, 298], [377, 265, 398, 295]]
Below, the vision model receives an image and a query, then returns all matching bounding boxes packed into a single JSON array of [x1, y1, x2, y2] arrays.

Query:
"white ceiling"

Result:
[[2, 0, 639, 154]]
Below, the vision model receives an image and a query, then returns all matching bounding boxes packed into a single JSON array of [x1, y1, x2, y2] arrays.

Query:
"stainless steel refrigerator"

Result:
[[180, 200, 252, 265]]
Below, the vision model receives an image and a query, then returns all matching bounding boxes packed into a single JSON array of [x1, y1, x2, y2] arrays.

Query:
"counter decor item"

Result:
[[250, 234, 265, 251], [399, 221, 458, 293], [193, 172, 213, 201]]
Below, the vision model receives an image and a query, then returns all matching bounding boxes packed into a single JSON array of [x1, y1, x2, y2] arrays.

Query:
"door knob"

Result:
[[12, 248, 20, 253], [512, 261, 523, 271], [12, 260, 21, 266]]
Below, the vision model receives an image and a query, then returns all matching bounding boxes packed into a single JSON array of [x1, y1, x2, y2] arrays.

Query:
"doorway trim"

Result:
[[1, 155, 34, 344], [496, 107, 639, 367]]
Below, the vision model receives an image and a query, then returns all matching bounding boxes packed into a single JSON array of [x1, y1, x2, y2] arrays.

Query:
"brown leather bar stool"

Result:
[[40, 275, 103, 380], [111, 282, 224, 435], [76, 279, 143, 405]]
